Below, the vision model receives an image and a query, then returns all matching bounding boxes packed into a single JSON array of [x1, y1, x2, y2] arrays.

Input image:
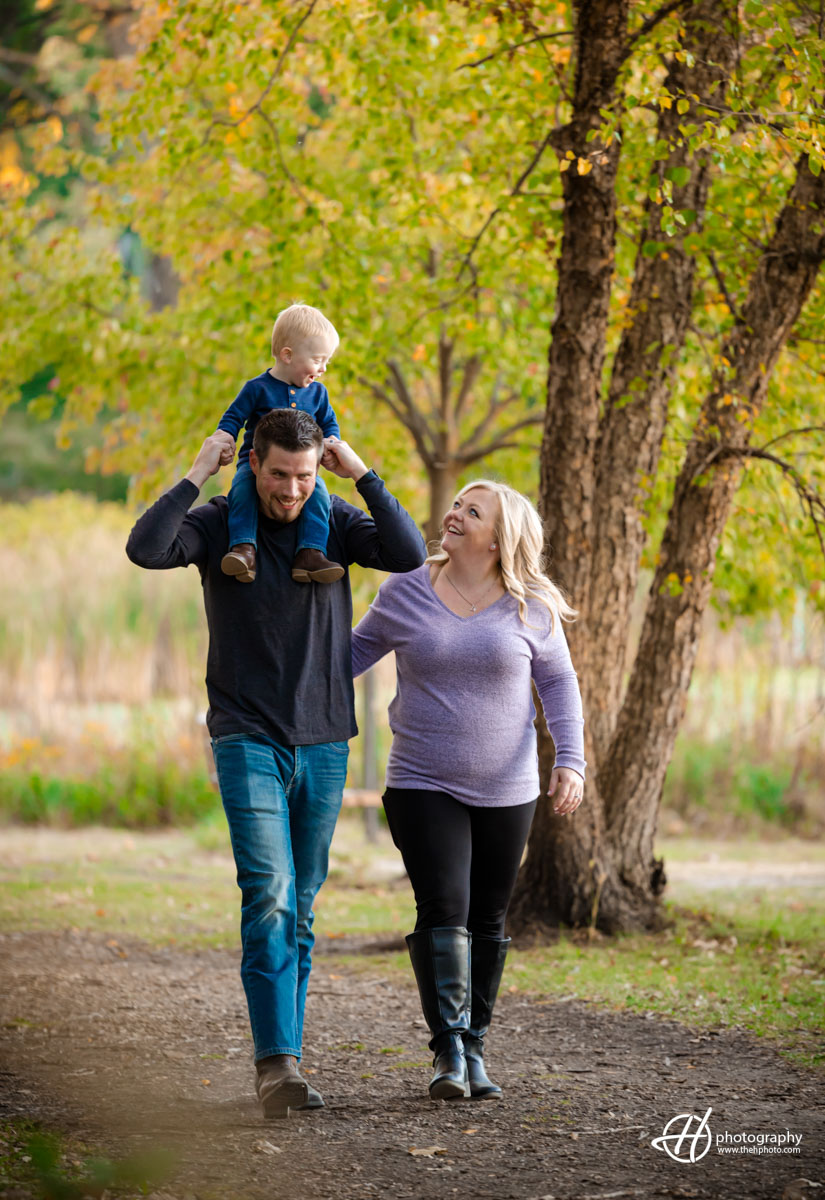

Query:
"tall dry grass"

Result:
[[0, 493, 205, 730]]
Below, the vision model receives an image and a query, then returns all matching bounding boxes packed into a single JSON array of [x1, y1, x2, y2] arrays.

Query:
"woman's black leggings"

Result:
[[382, 787, 538, 938]]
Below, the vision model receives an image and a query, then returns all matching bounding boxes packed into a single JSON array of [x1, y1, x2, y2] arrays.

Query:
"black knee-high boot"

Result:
[[464, 935, 510, 1099], [406, 926, 471, 1100]]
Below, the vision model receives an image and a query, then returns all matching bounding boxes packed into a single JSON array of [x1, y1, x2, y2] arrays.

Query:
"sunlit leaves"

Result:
[[3, 1, 825, 608]]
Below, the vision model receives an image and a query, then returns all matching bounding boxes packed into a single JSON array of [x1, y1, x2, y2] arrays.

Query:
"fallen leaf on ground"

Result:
[[253, 1140, 282, 1156]]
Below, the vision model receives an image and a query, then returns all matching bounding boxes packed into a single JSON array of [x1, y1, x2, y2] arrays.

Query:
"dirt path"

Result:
[[1, 928, 822, 1200]]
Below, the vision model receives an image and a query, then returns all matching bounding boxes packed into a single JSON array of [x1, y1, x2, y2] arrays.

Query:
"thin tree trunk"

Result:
[[425, 464, 461, 547]]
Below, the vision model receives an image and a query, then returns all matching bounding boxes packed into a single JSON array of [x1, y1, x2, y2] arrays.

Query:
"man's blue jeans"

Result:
[[227, 461, 332, 552], [211, 734, 348, 1061]]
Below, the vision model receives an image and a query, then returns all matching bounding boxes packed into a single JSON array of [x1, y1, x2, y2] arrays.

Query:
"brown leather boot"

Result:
[[221, 543, 256, 582], [291, 547, 345, 584], [255, 1054, 308, 1119]]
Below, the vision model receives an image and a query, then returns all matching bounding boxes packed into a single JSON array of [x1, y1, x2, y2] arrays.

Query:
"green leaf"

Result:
[[667, 165, 691, 187]]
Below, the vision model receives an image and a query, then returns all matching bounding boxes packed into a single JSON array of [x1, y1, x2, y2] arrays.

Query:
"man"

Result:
[[126, 409, 425, 1117]]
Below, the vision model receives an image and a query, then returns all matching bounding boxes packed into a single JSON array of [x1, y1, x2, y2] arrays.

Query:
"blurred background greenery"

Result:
[[1, 0, 823, 843], [0, 485, 822, 836]]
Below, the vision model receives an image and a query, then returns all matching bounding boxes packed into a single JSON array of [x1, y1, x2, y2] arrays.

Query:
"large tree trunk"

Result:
[[603, 157, 825, 881], [585, 0, 739, 763], [539, 0, 630, 632], [510, 0, 825, 934], [512, 0, 634, 935], [512, 155, 825, 934]]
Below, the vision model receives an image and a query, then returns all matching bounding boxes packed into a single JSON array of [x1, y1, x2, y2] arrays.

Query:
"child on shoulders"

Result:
[[216, 304, 343, 584]]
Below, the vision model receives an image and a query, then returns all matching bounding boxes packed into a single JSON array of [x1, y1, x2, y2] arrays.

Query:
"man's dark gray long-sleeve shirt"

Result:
[[126, 471, 425, 747]]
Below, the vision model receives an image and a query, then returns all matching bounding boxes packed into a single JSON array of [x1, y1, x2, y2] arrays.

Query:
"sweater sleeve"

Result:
[[315, 385, 341, 438], [531, 618, 587, 780], [351, 583, 395, 678], [125, 480, 210, 571], [340, 471, 426, 572], [217, 380, 262, 440]]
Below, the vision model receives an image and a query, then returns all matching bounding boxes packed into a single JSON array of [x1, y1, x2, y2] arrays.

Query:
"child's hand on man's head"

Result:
[[322, 436, 368, 482]]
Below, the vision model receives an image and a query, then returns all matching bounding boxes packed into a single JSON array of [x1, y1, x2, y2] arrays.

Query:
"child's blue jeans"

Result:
[[227, 461, 331, 552]]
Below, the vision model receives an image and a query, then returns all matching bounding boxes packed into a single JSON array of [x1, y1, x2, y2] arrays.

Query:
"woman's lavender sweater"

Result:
[[351, 564, 586, 807]]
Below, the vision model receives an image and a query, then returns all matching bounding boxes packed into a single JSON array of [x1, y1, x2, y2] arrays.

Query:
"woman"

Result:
[[351, 480, 585, 1102]]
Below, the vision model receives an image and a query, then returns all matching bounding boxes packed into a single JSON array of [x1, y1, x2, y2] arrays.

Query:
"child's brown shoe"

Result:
[[221, 543, 256, 582], [291, 548, 345, 584]]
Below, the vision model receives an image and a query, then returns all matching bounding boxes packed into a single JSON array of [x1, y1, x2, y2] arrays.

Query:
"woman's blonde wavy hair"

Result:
[[426, 480, 577, 632]]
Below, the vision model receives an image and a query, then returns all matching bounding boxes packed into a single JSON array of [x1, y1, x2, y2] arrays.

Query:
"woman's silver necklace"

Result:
[[442, 569, 498, 613]]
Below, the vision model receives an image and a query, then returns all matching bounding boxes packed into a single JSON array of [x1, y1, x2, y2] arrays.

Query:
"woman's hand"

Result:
[[548, 767, 584, 816]]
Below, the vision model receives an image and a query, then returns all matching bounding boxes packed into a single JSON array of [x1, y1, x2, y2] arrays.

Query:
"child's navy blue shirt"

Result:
[[218, 369, 340, 463]]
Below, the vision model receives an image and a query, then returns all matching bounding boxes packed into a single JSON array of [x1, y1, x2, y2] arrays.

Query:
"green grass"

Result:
[[0, 760, 218, 828], [0, 823, 414, 951], [656, 835, 825, 864], [0, 1118, 174, 1200], [332, 889, 825, 1068], [1, 822, 822, 1066]]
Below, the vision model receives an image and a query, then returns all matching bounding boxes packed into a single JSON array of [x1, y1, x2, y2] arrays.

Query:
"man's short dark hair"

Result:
[[253, 409, 324, 463]]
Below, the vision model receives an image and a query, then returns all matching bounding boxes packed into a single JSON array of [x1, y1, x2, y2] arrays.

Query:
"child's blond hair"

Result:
[[271, 303, 339, 356]]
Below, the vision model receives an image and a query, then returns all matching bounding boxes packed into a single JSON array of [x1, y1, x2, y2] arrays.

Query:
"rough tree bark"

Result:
[[511, 0, 633, 935], [603, 156, 825, 886], [509, 1, 825, 934], [585, 2, 740, 761]]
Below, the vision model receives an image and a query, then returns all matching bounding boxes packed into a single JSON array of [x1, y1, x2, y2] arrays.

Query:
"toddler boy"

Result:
[[217, 303, 344, 584]]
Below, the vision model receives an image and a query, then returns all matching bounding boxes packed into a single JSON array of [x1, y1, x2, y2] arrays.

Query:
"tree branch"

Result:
[[456, 129, 557, 281], [386, 361, 437, 464], [461, 436, 541, 464], [603, 153, 825, 847], [453, 354, 483, 422], [707, 250, 744, 321], [457, 31, 574, 71], [0, 62, 59, 115], [399, 276, 479, 338], [358, 375, 434, 468], [623, 0, 690, 59], [200, 0, 318, 145], [438, 334, 453, 423], [459, 412, 544, 462], [718, 444, 825, 563], [759, 425, 825, 452], [0, 47, 40, 67]]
